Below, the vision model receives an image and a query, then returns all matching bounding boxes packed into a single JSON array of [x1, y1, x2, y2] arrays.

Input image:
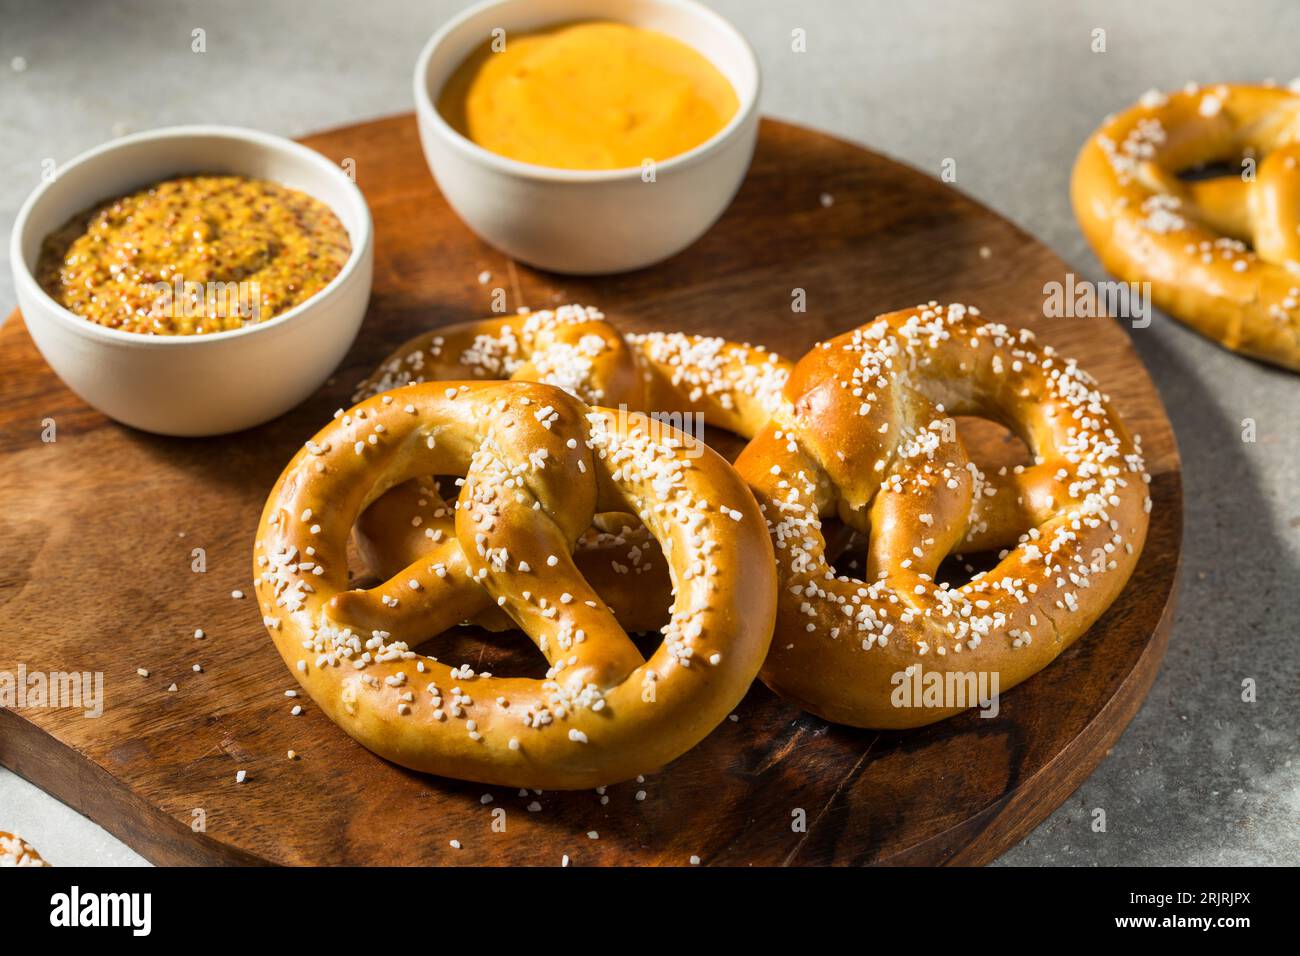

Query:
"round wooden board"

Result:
[[0, 115, 1181, 866]]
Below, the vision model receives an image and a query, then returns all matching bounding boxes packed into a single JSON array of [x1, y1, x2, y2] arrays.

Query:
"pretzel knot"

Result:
[[1073, 83, 1300, 370], [351, 304, 792, 635], [736, 304, 1152, 728], [254, 381, 776, 788]]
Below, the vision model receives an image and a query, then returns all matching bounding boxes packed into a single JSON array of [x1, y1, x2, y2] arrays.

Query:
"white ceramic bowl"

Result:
[[414, 0, 761, 275], [10, 126, 373, 437]]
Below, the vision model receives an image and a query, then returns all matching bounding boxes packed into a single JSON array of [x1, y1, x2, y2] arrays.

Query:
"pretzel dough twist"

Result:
[[354, 304, 790, 433], [1073, 83, 1300, 370], [351, 305, 792, 633], [735, 303, 1152, 728], [254, 381, 776, 788]]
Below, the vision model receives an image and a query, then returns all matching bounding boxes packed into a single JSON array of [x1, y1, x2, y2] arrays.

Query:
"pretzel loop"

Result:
[[354, 304, 792, 432]]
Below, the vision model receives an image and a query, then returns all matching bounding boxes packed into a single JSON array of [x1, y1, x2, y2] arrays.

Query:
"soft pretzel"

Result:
[[354, 304, 791, 434], [735, 303, 1152, 728], [1073, 83, 1300, 370], [0, 831, 48, 866], [254, 380, 776, 788], [352, 304, 792, 634]]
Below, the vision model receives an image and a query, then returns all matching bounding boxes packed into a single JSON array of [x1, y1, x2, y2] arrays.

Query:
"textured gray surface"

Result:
[[0, 0, 1295, 867]]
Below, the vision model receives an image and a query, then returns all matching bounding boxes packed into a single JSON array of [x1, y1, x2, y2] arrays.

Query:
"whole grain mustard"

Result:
[[37, 174, 351, 335]]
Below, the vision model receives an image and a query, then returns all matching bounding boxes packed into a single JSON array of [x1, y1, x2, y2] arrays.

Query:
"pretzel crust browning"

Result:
[[0, 831, 48, 867], [354, 304, 792, 434], [254, 381, 776, 788], [354, 479, 674, 635], [1073, 83, 1300, 370], [736, 304, 1152, 728], [352, 304, 792, 634]]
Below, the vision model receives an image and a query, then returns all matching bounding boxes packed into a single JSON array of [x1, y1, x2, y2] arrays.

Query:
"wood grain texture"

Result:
[[0, 115, 1181, 866]]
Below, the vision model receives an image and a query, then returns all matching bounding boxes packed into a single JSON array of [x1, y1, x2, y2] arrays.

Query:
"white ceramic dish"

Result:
[[10, 125, 373, 437], [414, 0, 761, 275]]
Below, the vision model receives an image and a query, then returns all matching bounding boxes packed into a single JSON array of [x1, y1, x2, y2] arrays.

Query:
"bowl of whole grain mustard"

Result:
[[414, 0, 761, 274], [11, 126, 373, 436]]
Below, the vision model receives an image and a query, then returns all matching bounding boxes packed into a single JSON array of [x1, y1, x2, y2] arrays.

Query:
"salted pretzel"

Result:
[[254, 380, 776, 788], [1073, 83, 1300, 370], [351, 304, 792, 634], [354, 304, 791, 432], [735, 303, 1152, 728], [0, 831, 48, 866]]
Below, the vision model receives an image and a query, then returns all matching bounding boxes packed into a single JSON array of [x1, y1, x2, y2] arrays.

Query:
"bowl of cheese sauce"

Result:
[[438, 20, 740, 171], [415, 0, 761, 274]]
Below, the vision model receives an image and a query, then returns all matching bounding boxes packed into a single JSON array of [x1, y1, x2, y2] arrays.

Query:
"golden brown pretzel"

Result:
[[1073, 83, 1300, 370], [352, 304, 792, 633], [354, 304, 791, 433], [735, 303, 1152, 728], [254, 380, 776, 788], [0, 831, 48, 866]]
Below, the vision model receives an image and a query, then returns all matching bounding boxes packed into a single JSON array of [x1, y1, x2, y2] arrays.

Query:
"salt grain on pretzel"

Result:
[[351, 305, 792, 634], [736, 303, 1151, 728], [1074, 82, 1300, 369], [354, 304, 790, 432], [0, 831, 49, 867], [254, 381, 776, 788]]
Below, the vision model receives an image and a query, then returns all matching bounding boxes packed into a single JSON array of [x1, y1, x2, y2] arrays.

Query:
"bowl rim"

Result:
[[412, 0, 763, 184], [9, 124, 374, 349]]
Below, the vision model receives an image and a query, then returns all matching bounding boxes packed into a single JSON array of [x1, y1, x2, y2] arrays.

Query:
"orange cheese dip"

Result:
[[438, 21, 739, 170], [37, 175, 351, 335]]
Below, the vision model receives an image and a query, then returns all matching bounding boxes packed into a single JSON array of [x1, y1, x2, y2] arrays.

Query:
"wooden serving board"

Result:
[[0, 115, 1181, 866]]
